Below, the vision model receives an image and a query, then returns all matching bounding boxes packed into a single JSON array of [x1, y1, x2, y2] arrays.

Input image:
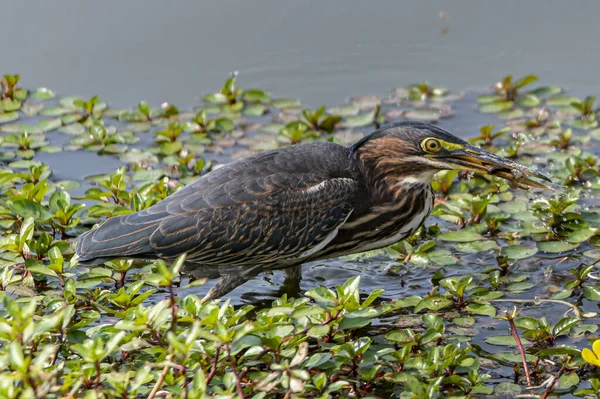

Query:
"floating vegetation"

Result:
[[477, 74, 563, 114], [395, 81, 462, 103], [2, 72, 600, 397], [570, 96, 599, 129]]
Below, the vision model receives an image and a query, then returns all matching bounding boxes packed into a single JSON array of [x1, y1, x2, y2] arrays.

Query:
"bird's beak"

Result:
[[434, 144, 552, 189]]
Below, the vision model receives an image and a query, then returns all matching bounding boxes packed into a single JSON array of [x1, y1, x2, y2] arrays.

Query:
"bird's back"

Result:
[[75, 142, 362, 268]]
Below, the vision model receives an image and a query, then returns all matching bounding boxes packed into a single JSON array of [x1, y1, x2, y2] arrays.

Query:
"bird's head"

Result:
[[350, 121, 551, 190]]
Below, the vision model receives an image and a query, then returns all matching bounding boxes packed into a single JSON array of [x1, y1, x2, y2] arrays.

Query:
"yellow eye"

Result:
[[422, 138, 441, 153]]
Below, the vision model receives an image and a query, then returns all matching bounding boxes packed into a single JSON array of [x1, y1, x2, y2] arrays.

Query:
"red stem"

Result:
[[508, 318, 531, 387]]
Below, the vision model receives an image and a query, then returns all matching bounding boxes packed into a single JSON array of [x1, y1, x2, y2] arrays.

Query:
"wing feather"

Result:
[[75, 142, 360, 267]]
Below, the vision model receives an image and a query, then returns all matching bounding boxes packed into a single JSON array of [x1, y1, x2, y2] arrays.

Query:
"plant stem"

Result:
[[147, 353, 173, 399], [238, 348, 270, 381], [27, 374, 40, 399], [205, 346, 221, 386], [50, 334, 65, 366], [540, 365, 566, 399], [227, 346, 244, 399], [169, 283, 177, 333], [94, 360, 101, 389], [507, 317, 531, 387], [181, 365, 189, 399]]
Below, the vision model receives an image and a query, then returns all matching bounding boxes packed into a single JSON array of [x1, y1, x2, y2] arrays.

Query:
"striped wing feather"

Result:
[[75, 143, 359, 267]]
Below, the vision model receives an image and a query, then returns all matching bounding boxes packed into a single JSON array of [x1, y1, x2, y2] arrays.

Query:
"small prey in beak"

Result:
[[434, 144, 552, 189]]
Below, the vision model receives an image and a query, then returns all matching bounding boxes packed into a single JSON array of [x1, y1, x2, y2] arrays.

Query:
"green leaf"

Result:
[[568, 227, 598, 243], [546, 96, 580, 107], [506, 282, 534, 292], [202, 93, 228, 104], [342, 111, 376, 128], [477, 94, 501, 104], [242, 89, 271, 104], [515, 317, 539, 330], [30, 88, 56, 101], [103, 331, 126, 360], [478, 101, 513, 113], [9, 341, 26, 372], [503, 245, 537, 260], [583, 286, 600, 301], [485, 335, 530, 346], [27, 264, 58, 278], [513, 74, 538, 89], [537, 241, 578, 253], [9, 199, 53, 220], [160, 141, 182, 155], [305, 286, 338, 307], [339, 316, 371, 330], [455, 240, 497, 253], [516, 94, 540, 107], [529, 86, 562, 98], [559, 373, 580, 389], [327, 104, 359, 116], [1, 99, 22, 112], [243, 104, 266, 116], [171, 253, 186, 275], [414, 295, 453, 312], [551, 289, 573, 300], [420, 328, 442, 344], [571, 324, 598, 338], [307, 325, 329, 338], [319, 115, 341, 133], [270, 98, 301, 109], [37, 118, 62, 132], [536, 347, 581, 357], [551, 317, 580, 337], [438, 231, 484, 242], [305, 353, 332, 368], [0, 112, 19, 124], [1, 123, 43, 134], [465, 303, 496, 317], [403, 108, 442, 122]]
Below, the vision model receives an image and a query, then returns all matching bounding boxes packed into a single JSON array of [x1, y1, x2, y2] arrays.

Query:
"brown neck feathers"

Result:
[[353, 137, 425, 203]]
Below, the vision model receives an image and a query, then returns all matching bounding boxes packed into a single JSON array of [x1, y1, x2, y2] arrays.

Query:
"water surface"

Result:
[[2, 1, 600, 107]]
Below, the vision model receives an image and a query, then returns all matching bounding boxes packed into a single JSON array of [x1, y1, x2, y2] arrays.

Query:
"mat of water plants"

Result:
[[1, 72, 600, 398]]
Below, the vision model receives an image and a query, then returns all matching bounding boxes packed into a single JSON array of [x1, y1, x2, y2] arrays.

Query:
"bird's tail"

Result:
[[75, 214, 157, 265]]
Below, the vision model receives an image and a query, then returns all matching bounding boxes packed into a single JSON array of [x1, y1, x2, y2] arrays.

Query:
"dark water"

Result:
[[2, 1, 600, 107]]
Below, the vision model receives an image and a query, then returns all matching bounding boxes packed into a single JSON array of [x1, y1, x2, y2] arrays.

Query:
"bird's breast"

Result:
[[314, 183, 434, 259]]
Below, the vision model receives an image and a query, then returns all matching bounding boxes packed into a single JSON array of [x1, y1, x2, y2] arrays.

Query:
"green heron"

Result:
[[75, 121, 550, 300]]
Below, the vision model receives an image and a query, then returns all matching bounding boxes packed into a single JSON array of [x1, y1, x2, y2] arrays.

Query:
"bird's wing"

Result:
[[75, 143, 360, 267]]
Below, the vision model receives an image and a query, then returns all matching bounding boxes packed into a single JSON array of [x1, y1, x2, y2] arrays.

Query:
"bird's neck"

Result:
[[354, 154, 435, 204]]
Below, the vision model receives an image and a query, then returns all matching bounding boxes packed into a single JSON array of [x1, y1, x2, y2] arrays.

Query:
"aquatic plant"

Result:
[[1, 74, 27, 102], [278, 121, 319, 144], [301, 106, 341, 133], [407, 81, 448, 101], [468, 124, 509, 147], [1, 73, 600, 397], [477, 74, 562, 114], [570, 96, 598, 129]]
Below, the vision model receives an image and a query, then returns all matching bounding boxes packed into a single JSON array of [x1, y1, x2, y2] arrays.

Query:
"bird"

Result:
[[75, 121, 551, 300]]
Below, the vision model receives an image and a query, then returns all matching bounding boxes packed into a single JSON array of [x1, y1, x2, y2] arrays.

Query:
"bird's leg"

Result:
[[280, 265, 303, 297], [201, 274, 248, 302], [201, 264, 265, 302], [283, 264, 302, 280]]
